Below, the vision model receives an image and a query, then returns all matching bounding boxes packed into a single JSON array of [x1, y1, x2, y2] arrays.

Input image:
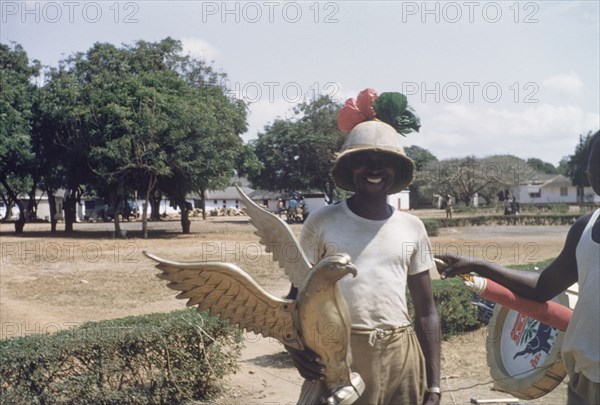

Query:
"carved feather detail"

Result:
[[144, 252, 303, 350], [235, 185, 311, 288]]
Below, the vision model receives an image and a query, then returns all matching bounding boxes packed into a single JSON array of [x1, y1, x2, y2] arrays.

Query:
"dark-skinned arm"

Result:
[[408, 270, 441, 405], [436, 212, 592, 302]]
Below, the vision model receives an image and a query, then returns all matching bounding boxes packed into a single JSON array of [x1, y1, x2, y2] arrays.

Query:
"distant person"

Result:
[[445, 195, 453, 219], [504, 197, 513, 215], [299, 197, 309, 222], [437, 130, 600, 405], [512, 199, 520, 215], [277, 199, 285, 217], [288, 196, 298, 221]]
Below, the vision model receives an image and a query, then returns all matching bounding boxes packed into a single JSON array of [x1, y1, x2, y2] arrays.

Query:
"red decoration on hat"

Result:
[[337, 88, 378, 133]]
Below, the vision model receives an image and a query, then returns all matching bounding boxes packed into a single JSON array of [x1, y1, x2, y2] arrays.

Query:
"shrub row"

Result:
[[408, 277, 480, 340], [432, 214, 580, 229], [0, 309, 243, 405], [422, 219, 440, 237]]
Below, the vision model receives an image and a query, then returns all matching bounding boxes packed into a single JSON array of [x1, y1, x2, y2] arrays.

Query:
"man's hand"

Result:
[[424, 391, 441, 405], [284, 345, 325, 381], [434, 254, 481, 279]]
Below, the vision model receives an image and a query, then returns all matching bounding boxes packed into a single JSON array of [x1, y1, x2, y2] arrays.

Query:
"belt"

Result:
[[351, 325, 412, 346]]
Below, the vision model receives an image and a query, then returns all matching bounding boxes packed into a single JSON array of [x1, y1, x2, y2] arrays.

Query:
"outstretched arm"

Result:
[[408, 270, 441, 405], [436, 212, 592, 302]]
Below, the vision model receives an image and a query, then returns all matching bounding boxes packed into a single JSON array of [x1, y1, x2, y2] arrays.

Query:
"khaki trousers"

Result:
[[566, 369, 600, 405], [298, 326, 427, 405]]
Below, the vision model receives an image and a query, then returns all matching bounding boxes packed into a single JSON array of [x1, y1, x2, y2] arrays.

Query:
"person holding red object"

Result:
[[437, 130, 600, 405]]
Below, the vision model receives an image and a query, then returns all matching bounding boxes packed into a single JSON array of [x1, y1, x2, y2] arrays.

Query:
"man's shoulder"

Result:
[[563, 209, 599, 251]]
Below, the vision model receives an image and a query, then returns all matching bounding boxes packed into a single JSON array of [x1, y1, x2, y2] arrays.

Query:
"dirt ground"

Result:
[[0, 214, 573, 404]]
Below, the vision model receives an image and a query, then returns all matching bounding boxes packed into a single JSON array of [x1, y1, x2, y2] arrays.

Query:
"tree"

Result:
[[249, 96, 345, 203], [566, 131, 594, 203], [422, 155, 538, 206], [557, 156, 569, 176], [34, 56, 95, 232], [156, 57, 248, 233], [526, 158, 558, 175], [0, 43, 40, 233], [405, 145, 438, 208], [35, 38, 248, 235]]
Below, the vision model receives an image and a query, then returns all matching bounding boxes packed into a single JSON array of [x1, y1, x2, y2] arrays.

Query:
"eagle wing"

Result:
[[144, 251, 304, 350], [236, 185, 311, 288]]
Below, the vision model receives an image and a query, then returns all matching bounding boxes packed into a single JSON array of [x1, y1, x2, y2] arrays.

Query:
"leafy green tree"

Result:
[[0, 43, 40, 233], [405, 145, 438, 208], [526, 158, 558, 175], [158, 81, 247, 233], [557, 156, 569, 176], [34, 57, 95, 232], [36, 38, 248, 235], [249, 96, 345, 203]]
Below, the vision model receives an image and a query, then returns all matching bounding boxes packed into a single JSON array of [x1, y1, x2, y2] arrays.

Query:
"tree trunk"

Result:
[[47, 189, 58, 233], [113, 195, 123, 238], [150, 192, 162, 221], [26, 183, 39, 221], [325, 181, 335, 205], [200, 188, 207, 220], [175, 196, 191, 234], [1, 179, 26, 233], [14, 199, 26, 234], [142, 173, 156, 239], [64, 189, 79, 232]]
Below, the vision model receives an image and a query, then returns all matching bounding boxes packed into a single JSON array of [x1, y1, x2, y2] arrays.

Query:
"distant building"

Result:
[[388, 189, 411, 210], [515, 174, 600, 205], [247, 189, 327, 213]]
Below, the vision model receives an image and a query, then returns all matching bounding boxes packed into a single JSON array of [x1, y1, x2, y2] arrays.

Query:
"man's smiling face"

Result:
[[349, 152, 397, 196]]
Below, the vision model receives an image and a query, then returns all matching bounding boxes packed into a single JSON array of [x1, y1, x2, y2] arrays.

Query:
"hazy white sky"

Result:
[[2, 0, 599, 165]]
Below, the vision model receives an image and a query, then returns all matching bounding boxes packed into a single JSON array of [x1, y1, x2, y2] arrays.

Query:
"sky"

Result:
[[2, 0, 599, 165]]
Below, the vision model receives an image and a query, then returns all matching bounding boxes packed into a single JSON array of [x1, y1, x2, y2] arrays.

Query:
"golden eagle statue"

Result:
[[144, 185, 365, 405]]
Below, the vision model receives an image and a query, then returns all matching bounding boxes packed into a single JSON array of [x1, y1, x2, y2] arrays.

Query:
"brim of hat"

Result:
[[331, 147, 415, 194]]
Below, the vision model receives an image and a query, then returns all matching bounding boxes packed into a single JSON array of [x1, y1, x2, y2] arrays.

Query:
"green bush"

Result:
[[0, 309, 243, 405], [422, 219, 439, 237], [436, 214, 579, 228], [408, 278, 480, 340], [548, 203, 569, 214]]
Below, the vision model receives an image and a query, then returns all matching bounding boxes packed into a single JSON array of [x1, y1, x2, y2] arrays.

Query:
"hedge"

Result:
[[429, 214, 580, 230], [408, 277, 480, 340], [422, 219, 440, 237], [0, 309, 243, 405]]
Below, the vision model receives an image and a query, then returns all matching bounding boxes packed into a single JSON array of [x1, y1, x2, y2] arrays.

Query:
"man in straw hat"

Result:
[[437, 131, 600, 405], [286, 89, 441, 405]]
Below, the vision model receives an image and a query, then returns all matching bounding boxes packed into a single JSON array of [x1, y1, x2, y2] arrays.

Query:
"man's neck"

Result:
[[346, 194, 392, 220]]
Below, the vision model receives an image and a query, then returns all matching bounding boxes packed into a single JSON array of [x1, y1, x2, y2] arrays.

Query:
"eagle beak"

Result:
[[348, 265, 358, 278]]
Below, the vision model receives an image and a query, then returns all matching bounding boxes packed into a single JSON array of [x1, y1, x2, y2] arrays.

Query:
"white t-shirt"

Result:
[[300, 200, 435, 330], [563, 208, 600, 383]]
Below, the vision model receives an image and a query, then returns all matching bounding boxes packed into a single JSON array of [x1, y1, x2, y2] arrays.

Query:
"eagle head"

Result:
[[312, 253, 357, 282]]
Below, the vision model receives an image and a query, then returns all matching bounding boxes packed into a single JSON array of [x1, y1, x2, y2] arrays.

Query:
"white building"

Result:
[[388, 189, 411, 210], [516, 174, 600, 205]]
